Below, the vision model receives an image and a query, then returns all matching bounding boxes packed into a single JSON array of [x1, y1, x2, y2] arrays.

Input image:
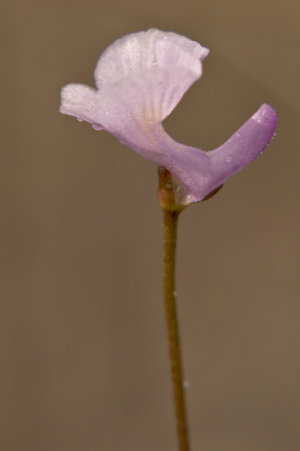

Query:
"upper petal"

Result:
[[94, 28, 208, 89]]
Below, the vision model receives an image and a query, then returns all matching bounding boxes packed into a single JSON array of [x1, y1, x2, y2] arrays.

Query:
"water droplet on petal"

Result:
[[92, 124, 102, 131], [77, 118, 83, 122], [225, 155, 232, 163], [185, 194, 194, 203]]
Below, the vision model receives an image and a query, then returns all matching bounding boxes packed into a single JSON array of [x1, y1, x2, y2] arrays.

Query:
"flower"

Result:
[[60, 29, 277, 205]]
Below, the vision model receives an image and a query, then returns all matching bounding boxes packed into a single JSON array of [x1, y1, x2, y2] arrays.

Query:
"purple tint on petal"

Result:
[[158, 104, 278, 204]]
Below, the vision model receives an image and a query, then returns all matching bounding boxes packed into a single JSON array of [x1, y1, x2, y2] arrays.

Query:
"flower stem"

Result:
[[158, 167, 190, 451], [163, 208, 189, 451]]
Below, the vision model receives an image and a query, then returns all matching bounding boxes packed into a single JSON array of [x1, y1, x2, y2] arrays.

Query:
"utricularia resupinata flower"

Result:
[[60, 29, 277, 205]]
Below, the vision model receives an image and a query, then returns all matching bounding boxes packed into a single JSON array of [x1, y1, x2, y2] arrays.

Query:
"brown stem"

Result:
[[158, 166, 190, 451]]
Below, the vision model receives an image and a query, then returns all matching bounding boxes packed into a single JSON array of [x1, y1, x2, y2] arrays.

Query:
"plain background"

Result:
[[1, 1, 300, 450]]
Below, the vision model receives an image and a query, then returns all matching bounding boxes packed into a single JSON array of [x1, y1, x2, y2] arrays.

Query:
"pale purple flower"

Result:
[[60, 29, 277, 205]]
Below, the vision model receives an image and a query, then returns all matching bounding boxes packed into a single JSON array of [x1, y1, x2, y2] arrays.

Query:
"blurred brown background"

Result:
[[1, 1, 299, 450]]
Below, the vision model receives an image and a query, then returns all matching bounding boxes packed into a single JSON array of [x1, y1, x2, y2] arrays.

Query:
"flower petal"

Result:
[[93, 63, 201, 164], [158, 104, 278, 204], [94, 28, 208, 89], [59, 84, 103, 130]]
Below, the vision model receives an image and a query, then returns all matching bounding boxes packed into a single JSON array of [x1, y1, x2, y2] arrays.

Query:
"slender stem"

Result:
[[162, 207, 190, 451], [157, 167, 221, 450]]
